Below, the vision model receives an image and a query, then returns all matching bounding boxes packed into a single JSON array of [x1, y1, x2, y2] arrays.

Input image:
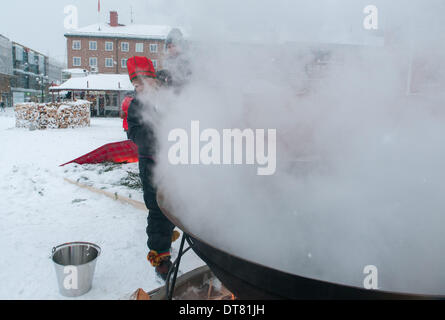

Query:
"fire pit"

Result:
[[146, 266, 234, 300]]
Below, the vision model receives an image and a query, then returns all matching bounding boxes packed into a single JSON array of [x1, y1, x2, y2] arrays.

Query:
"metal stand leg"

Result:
[[166, 233, 191, 300]]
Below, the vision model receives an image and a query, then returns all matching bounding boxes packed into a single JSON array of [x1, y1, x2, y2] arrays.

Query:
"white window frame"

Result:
[[72, 40, 81, 50], [135, 43, 144, 53], [121, 59, 128, 68], [150, 43, 158, 53], [89, 57, 98, 67], [105, 58, 114, 68], [89, 41, 97, 51], [73, 57, 81, 67], [152, 59, 157, 70], [121, 42, 129, 52], [105, 41, 113, 51]]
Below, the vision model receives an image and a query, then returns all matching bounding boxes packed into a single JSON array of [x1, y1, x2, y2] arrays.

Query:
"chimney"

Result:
[[110, 11, 119, 27]]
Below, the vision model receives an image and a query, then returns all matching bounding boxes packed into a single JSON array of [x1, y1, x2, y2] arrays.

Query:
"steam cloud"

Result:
[[141, 0, 445, 294]]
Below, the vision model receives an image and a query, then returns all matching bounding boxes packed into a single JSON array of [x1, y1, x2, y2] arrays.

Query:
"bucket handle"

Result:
[[52, 242, 101, 256]]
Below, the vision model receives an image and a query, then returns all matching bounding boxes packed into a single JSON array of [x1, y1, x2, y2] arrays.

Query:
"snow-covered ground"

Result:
[[0, 108, 204, 300]]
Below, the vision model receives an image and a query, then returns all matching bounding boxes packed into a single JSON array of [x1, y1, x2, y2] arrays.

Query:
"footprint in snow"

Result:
[[72, 199, 87, 204]]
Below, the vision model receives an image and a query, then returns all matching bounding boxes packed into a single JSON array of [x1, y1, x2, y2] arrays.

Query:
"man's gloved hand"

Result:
[[171, 230, 181, 243], [147, 250, 171, 267]]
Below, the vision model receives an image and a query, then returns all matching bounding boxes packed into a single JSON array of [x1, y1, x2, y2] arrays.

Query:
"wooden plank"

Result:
[[64, 177, 147, 211]]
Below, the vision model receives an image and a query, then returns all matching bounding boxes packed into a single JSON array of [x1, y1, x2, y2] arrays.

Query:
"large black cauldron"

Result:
[[158, 195, 444, 300], [186, 235, 445, 300]]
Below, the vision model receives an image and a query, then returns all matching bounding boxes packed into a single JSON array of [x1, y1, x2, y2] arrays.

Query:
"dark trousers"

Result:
[[139, 157, 175, 253]]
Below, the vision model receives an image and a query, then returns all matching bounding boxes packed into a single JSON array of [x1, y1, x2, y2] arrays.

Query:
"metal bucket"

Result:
[[52, 242, 101, 297]]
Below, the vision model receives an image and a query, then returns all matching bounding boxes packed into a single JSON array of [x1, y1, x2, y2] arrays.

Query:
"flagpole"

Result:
[[98, 0, 101, 31]]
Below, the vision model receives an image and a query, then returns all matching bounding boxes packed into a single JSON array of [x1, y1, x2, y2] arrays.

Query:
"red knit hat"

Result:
[[127, 56, 156, 81]]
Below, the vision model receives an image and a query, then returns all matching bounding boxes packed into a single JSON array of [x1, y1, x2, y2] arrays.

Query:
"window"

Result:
[[28, 51, 35, 64], [105, 42, 113, 51], [89, 41, 97, 50], [105, 58, 113, 68], [73, 57, 81, 67], [135, 43, 144, 53], [152, 59, 157, 70], [38, 55, 45, 73], [150, 44, 158, 53], [89, 57, 97, 67], [15, 46, 24, 61], [72, 40, 81, 50], [121, 59, 128, 68], [121, 42, 129, 52]]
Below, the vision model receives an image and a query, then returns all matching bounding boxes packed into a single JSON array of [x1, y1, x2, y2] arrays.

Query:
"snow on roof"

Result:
[[63, 68, 89, 74], [65, 23, 183, 40], [49, 74, 133, 92]]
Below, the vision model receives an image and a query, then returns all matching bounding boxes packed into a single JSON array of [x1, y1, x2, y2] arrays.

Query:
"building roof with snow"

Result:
[[65, 23, 183, 41], [49, 74, 133, 92], [62, 68, 90, 79]]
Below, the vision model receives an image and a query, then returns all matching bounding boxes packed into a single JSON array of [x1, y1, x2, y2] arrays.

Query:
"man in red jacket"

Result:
[[120, 95, 133, 139]]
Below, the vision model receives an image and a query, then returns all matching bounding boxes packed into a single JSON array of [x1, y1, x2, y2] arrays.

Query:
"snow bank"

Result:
[[0, 115, 204, 299]]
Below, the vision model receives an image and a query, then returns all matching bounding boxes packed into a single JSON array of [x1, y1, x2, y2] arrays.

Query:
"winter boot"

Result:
[[155, 257, 173, 281]]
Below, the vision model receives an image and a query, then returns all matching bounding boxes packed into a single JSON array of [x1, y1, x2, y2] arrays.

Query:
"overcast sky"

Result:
[[0, 0, 182, 63], [0, 0, 441, 65]]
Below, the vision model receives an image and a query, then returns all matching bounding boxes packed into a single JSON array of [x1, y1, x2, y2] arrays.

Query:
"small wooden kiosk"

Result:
[[49, 74, 134, 117]]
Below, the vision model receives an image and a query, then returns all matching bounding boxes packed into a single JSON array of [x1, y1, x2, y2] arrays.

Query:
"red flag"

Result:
[[60, 140, 141, 167], [98, 0, 101, 12]]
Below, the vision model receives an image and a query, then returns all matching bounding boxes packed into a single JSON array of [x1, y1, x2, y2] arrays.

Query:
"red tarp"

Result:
[[60, 140, 140, 166]]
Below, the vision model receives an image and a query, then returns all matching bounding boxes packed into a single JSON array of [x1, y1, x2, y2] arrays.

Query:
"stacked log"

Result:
[[15, 100, 91, 129], [15, 103, 40, 128]]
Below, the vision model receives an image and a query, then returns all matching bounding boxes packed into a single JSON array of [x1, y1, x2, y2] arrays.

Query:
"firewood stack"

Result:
[[15, 100, 91, 130]]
